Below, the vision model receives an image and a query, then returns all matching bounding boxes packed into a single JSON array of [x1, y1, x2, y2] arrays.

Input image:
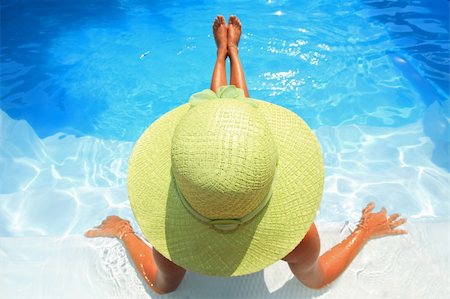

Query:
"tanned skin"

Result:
[[85, 16, 407, 294]]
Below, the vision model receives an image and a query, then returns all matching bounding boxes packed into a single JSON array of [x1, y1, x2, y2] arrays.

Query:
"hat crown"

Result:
[[171, 99, 278, 220]]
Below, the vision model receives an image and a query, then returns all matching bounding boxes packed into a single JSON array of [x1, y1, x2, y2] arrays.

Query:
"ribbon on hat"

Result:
[[172, 167, 278, 232], [189, 85, 258, 108]]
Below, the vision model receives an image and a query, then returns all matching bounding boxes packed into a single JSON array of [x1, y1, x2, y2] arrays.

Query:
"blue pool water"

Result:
[[0, 0, 449, 297], [0, 0, 450, 299]]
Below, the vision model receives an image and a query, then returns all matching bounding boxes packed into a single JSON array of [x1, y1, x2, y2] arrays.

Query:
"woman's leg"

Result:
[[210, 16, 228, 92], [228, 16, 249, 97]]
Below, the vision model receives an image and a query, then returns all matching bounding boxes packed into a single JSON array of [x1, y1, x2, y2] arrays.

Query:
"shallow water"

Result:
[[0, 0, 449, 297], [1, 222, 449, 298]]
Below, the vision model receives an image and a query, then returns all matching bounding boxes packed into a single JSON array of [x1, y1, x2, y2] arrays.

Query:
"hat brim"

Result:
[[128, 99, 324, 276]]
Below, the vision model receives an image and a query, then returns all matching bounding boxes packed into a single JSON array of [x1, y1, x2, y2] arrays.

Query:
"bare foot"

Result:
[[227, 15, 242, 52], [213, 15, 227, 54]]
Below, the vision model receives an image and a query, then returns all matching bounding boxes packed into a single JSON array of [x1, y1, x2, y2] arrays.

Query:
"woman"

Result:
[[85, 16, 407, 295]]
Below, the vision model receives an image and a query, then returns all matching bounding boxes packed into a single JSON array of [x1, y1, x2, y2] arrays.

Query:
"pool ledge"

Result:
[[1, 221, 449, 298]]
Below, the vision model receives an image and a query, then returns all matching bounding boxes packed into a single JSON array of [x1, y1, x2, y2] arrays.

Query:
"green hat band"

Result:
[[172, 166, 278, 231]]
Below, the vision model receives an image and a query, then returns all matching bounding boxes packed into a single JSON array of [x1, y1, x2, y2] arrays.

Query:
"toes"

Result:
[[228, 15, 236, 25], [235, 17, 241, 28], [218, 15, 225, 25], [213, 16, 219, 27], [213, 16, 226, 31], [229, 15, 241, 28]]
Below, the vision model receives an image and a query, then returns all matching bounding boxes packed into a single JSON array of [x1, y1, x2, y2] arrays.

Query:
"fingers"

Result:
[[391, 218, 407, 228], [102, 216, 125, 224], [389, 228, 408, 235], [84, 229, 103, 238], [388, 213, 400, 222], [90, 215, 128, 231], [84, 216, 131, 239], [388, 212, 406, 228], [96, 218, 110, 228], [110, 216, 128, 222], [362, 202, 375, 215], [363, 203, 388, 215], [84, 227, 117, 238], [389, 216, 407, 235]]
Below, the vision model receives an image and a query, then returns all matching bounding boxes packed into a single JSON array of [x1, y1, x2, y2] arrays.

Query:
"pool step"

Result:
[[0, 221, 448, 299]]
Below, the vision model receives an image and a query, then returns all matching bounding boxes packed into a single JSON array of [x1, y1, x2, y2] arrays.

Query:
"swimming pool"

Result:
[[1, 0, 449, 298]]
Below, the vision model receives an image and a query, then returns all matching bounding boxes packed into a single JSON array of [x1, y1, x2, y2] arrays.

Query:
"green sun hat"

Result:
[[128, 85, 324, 277]]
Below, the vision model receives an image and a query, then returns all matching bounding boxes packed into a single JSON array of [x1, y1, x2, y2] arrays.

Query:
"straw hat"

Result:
[[128, 85, 324, 276]]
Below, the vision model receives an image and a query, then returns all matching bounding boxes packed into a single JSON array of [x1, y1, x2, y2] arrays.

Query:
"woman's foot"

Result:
[[227, 15, 241, 54], [213, 15, 227, 56]]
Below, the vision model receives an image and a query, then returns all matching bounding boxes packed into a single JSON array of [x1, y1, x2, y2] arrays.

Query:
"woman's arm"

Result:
[[284, 203, 407, 289], [85, 216, 186, 294]]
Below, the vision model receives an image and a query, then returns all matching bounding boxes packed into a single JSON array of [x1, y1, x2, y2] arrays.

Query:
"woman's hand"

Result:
[[357, 202, 407, 240], [84, 215, 134, 239]]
